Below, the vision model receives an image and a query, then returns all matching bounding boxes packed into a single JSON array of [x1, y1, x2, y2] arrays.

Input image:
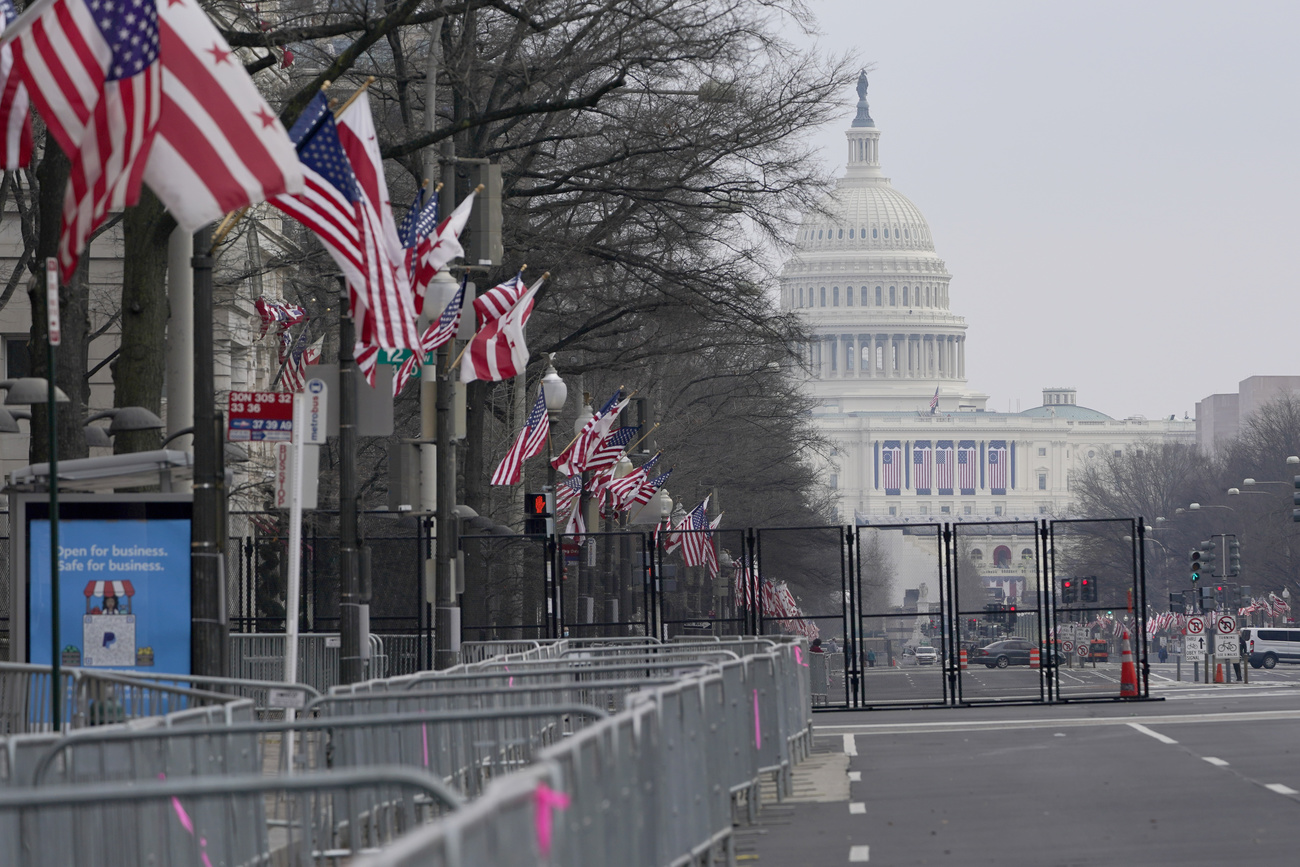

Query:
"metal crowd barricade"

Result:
[[310, 678, 685, 718], [809, 650, 829, 705], [114, 672, 321, 719], [0, 663, 236, 734], [29, 705, 605, 800], [0, 765, 463, 867], [351, 641, 814, 867], [229, 632, 386, 693]]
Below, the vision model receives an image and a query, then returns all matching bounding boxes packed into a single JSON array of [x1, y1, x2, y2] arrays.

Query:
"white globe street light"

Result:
[[541, 354, 567, 414]]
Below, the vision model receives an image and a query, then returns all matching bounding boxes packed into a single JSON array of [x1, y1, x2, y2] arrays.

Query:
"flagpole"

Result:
[[333, 77, 377, 118], [0, 0, 57, 49]]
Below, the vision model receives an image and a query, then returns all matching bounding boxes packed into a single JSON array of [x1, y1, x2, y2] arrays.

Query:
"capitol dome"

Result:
[[781, 73, 987, 414]]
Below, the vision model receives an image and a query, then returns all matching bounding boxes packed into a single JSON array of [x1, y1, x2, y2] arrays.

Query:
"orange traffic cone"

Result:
[[1029, 648, 1041, 669], [1119, 628, 1139, 697], [959, 649, 968, 671], [1214, 663, 1225, 684]]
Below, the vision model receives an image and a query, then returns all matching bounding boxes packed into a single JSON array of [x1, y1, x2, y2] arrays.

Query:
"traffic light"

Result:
[[1200, 585, 1217, 610], [1203, 539, 1218, 576], [1081, 576, 1098, 603], [524, 491, 554, 536], [1169, 592, 1183, 613], [1228, 537, 1241, 577], [1190, 548, 1203, 582], [1061, 579, 1077, 603], [1294, 475, 1300, 522], [1006, 604, 1017, 627]]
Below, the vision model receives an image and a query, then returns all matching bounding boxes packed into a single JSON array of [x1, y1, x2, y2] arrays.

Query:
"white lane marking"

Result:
[[1266, 783, 1298, 795], [818, 708, 1300, 735], [848, 771, 862, 781], [1203, 757, 1229, 766], [843, 733, 858, 756], [849, 845, 870, 862], [849, 802, 866, 814], [1128, 723, 1178, 744]]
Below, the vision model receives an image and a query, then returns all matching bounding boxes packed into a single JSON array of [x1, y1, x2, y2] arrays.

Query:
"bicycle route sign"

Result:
[[1185, 633, 1208, 659]]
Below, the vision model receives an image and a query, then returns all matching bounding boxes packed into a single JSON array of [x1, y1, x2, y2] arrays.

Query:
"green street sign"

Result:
[[378, 348, 413, 364]]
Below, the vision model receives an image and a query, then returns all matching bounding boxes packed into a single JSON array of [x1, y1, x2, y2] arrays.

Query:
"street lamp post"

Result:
[[541, 357, 567, 639], [572, 397, 593, 634], [652, 487, 673, 639]]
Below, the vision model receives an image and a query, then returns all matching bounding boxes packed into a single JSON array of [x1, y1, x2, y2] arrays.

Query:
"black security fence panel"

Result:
[[460, 533, 549, 642], [853, 523, 949, 708], [950, 520, 1047, 704], [1047, 518, 1149, 701], [654, 527, 748, 641], [749, 526, 851, 706], [227, 511, 425, 637], [556, 529, 654, 639]]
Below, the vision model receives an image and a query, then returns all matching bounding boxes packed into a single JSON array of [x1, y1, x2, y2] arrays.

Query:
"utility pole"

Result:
[[338, 278, 365, 683], [191, 226, 227, 677]]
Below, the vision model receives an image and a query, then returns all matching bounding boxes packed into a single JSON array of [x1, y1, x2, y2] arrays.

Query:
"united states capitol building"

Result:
[[782, 74, 1194, 535]]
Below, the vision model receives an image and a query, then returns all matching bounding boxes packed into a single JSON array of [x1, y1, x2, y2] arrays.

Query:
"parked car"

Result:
[[914, 646, 939, 665], [974, 638, 1061, 669], [1243, 627, 1300, 669]]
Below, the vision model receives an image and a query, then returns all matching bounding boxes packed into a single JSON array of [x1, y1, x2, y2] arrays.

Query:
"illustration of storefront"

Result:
[[82, 580, 137, 667]]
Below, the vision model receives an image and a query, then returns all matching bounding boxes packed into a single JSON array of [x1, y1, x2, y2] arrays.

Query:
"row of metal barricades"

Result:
[[0, 635, 812, 866]]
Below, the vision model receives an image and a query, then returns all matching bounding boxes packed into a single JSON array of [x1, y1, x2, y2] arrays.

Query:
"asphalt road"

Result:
[[742, 676, 1300, 865]]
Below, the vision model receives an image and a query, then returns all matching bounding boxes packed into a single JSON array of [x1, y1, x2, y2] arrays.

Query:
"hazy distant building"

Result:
[[1196, 376, 1300, 456], [780, 74, 1195, 526]]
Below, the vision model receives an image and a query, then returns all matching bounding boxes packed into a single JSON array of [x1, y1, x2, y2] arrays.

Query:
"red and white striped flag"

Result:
[[0, 0, 31, 169], [459, 276, 543, 384], [680, 497, 713, 569], [15, 0, 162, 281], [473, 271, 527, 327], [411, 188, 475, 313], [141, 0, 302, 232], [490, 386, 550, 486], [551, 390, 630, 477]]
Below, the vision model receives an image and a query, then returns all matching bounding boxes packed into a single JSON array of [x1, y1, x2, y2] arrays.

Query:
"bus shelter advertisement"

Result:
[[25, 498, 192, 674]]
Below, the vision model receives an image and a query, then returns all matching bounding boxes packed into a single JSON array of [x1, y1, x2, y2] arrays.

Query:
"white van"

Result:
[[1242, 627, 1300, 669]]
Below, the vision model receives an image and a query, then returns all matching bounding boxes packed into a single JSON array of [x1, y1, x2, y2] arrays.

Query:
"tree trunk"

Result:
[[113, 187, 175, 454], [28, 134, 88, 463]]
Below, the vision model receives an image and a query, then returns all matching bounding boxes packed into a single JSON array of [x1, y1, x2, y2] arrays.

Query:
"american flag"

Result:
[[399, 185, 440, 314], [272, 92, 418, 379], [585, 425, 639, 474], [958, 441, 977, 494], [0, 0, 31, 169], [16, 0, 162, 281], [555, 475, 582, 516], [490, 385, 550, 486], [988, 440, 1008, 493], [255, 296, 306, 338], [881, 441, 902, 494], [474, 272, 528, 328], [630, 469, 672, 508], [679, 497, 713, 570], [913, 440, 932, 494], [281, 334, 322, 393], [929, 385, 939, 414], [409, 188, 475, 313], [459, 276, 543, 384], [393, 276, 466, 395], [1271, 593, 1291, 615], [552, 390, 627, 476], [605, 452, 660, 512], [733, 555, 755, 610], [935, 441, 954, 494]]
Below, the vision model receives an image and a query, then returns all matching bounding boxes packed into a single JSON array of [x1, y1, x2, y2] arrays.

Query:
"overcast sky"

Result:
[[794, 0, 1300, 420]]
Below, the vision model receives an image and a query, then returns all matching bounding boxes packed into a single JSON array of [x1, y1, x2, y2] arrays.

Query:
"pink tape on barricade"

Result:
[[534, 782, 571, 857], [793, 646, 808, 667]]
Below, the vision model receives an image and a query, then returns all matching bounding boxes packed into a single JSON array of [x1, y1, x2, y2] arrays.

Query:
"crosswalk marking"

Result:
[[849, 802, 865, 814], [1265, 783, 1298, 795], [843, 733, 858, 756], [849, 844, 870, 862]]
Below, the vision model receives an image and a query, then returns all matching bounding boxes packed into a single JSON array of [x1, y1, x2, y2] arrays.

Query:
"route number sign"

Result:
[[228, 391, 294, 442], [1185, 616, 1207, 637], [1215, 635, 1239, 657], [1216, 615, 1237, 635]]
